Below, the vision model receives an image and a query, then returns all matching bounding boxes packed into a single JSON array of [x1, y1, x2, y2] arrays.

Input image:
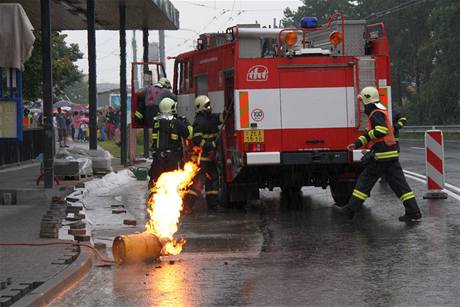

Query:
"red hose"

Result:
[[0, 241, 115, 264]]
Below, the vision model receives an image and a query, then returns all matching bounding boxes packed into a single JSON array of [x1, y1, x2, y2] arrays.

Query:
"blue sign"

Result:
[[109, 94, 131, 112]]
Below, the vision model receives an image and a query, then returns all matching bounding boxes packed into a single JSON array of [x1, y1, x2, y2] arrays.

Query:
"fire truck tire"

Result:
[[280, 187, 302, 210], [330, 180, 356, 207]]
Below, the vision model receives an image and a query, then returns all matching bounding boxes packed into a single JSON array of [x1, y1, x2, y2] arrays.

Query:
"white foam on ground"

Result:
[[85, 169, 136, 196]]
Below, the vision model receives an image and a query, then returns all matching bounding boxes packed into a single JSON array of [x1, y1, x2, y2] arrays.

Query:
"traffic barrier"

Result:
[[423, 130, 448, 199]]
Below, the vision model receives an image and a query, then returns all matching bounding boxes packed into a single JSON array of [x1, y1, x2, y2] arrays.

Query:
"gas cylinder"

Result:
[[112, 232, 162, 265]]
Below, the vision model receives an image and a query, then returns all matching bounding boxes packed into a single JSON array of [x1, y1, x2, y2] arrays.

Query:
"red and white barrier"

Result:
[[423, 130, 448, 199]]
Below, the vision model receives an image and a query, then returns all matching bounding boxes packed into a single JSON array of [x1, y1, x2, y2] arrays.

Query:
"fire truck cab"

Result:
[[173, 13, 392, 208]]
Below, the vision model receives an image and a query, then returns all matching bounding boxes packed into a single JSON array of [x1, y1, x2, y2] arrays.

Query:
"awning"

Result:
[[0, 0, 179, 30]]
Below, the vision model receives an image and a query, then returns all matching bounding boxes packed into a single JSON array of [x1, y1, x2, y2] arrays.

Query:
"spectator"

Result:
[[106, 107, 115, 140], [97, 111, 107, 141], [73, 112, 81, 141], [80, 115, 88, 142], [56, 107, 68, 147]]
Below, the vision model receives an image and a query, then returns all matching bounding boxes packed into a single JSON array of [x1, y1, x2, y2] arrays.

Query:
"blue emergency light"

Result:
[[301, 17, 318, 28]]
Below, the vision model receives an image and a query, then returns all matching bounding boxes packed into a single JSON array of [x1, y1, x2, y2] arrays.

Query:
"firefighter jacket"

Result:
[[353, 107, 398, 161], [392, 110, 407, 140], [192, 112, 224, 158], [134, 84, 162, 127], [151, 114, 192, 154]]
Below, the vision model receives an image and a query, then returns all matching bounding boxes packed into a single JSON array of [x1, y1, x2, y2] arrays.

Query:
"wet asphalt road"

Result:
[[52, 140, 460, 306]]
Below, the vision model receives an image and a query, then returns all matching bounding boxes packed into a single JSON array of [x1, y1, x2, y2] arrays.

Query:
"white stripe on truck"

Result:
[[246, 152, 281, 165], [235, 87, 356, 130]]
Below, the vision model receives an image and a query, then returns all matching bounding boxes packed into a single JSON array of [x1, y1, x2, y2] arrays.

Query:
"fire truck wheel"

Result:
[[280, 187, 302, 210], [330, 180, 356, 207]]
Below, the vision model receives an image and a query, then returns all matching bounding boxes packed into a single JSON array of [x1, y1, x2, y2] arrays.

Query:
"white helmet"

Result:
[[195, 95, 211, 113], [159, 97, 177, 114], [358, 86, 386, 110]]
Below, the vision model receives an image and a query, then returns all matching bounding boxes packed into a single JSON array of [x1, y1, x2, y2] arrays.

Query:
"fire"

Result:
[[145, 161, 199, 256]]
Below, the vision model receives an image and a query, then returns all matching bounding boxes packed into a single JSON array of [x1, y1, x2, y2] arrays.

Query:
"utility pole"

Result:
[[142, 29, 150, 158], [159, 30, 166, 70], [132, 30, 138, 89]]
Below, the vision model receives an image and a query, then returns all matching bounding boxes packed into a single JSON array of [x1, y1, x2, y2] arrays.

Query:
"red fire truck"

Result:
[[173, 13, 392, 208]]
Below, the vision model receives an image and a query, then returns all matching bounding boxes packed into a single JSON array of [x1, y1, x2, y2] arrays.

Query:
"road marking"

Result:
[[403, 169, 460, 193], [404, 170, 460, 201], [410, 147, 425, 150]]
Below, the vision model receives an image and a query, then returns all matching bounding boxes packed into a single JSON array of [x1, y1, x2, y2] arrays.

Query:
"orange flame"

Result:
[[145, 161, 199, 256]]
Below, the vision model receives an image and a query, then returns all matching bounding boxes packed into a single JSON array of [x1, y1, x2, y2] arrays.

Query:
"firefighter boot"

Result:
[[183, 192, 198, 215], [399, 198, 422, 222], [341, 198, 363, 220], [206, 194, 219, 211]]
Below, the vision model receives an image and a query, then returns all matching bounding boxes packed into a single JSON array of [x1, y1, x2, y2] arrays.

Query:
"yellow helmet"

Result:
[[159, 97, 177, 114], [158, 77, 171, 89], [358, 86, 385, 110], [195, 95, 211, 113]]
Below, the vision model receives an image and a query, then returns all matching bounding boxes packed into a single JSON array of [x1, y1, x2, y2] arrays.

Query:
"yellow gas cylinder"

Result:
[[112, 232, 162, 265]]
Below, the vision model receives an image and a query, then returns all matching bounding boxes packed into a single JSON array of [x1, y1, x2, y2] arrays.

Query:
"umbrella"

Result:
[[71, 104, 87, 112], [54, 100, 74, 108]]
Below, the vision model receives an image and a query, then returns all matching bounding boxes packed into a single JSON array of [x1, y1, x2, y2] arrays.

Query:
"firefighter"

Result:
[[381, 110, 407, 184], [393, 109, 407, 152], [134, 74, 175, 128], [148, 97, 192, 191], [185, 95, 224, 210], [342, 86, 421, 222]]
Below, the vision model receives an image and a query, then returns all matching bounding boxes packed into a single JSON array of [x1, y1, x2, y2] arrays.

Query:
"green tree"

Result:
[[23, 31, 83, 101], [283, 0, 460, 124], [63, 77, 89, 104]]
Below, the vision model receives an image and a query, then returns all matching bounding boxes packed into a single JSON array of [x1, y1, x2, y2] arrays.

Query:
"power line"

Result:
[[366, 0, 429, 20]]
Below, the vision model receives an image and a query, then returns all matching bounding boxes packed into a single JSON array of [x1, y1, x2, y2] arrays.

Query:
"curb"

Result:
[[14, 246, 93, 307]]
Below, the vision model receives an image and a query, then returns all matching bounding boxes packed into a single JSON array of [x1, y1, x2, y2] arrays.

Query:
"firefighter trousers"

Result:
[[184, 159, 219, 209], [345, 159, 420, 214], [148, 151, 181, 188]]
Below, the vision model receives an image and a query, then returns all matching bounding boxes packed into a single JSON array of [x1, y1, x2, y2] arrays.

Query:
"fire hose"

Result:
[[0, 242, 115, 264]]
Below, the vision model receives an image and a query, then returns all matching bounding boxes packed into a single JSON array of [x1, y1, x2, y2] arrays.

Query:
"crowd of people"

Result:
[[22, 105, 122, 148]]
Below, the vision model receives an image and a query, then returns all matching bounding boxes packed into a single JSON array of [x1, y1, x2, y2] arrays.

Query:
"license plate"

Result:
[[243, 130, 264, 143]]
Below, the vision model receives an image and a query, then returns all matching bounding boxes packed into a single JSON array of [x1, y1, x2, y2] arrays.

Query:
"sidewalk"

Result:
[[0, 141, 124, 306]]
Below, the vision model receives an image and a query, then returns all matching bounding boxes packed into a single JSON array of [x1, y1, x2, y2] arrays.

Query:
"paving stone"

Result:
[[0, 289, 21, 303], [0, 296, 13, 307], [68, 229, 86, 236], [11, 284, 31, 295], [74, 235, 91, 242], [112, 209, 126, 214], [70, 221, 86, 229], [51, 197, 66, 204], [123, 219, 137, 226]]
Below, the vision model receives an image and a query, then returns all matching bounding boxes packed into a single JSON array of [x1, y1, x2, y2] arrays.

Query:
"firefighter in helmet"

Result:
[[148, 97, 192, 191], [392, 109, 407, 152], [134, 74, 176, 128], [342, 86, 421, 222], [185, 95, 224, 210]]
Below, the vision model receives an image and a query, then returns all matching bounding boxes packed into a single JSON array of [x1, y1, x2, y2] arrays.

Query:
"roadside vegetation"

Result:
[[283, 0, 460, 125]]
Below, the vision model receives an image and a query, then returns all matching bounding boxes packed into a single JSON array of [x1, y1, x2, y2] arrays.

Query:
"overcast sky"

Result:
[[63, 0, 302, 85]]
